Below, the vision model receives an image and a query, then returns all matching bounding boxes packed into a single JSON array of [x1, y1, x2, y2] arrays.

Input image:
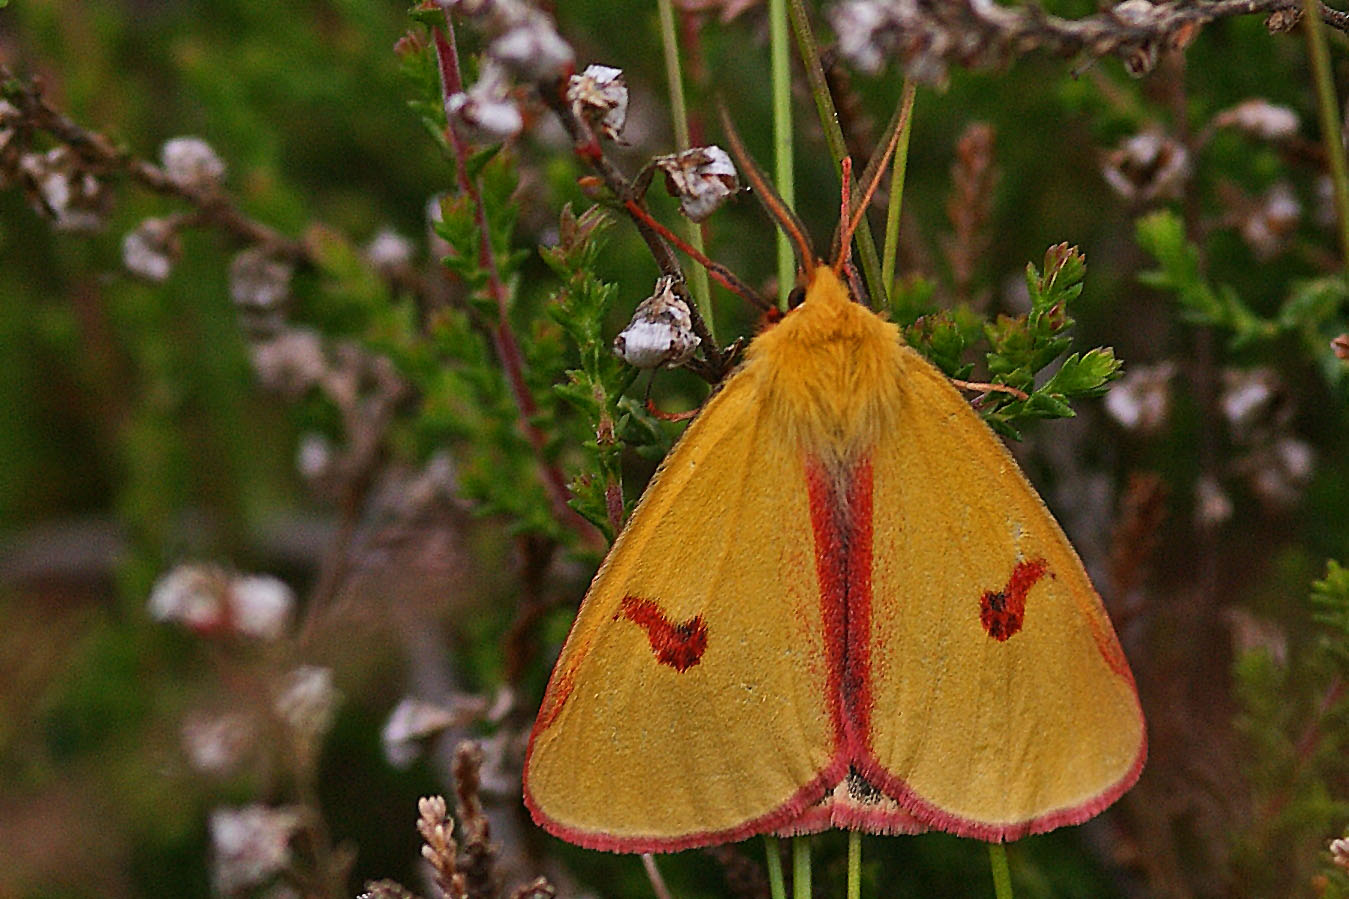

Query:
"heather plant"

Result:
[[3, 0, 1349, 897]]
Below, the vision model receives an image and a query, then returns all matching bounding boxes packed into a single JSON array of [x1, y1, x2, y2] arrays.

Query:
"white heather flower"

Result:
[[364, 227, 414, 271], [613, 275, 701, 368], [122, 218, 180, 282], [181, 711, 254, 774], [1104, 362, 1175, 433], [567, 64, 628, 141], [161, 136, 226, 190], [149, 564, 230, 633], [21, 148, 108, 232], [274, 666, 340, 740], [1215, 99, 1300, 141], [1111, 0, 1159, 26], [654, 146, 739, 222], [229, 575, 294, 640], [1102, 131, 1190, 203], [229, 248, 294, 311], [382, 698, 462, 767], [1220, 367, 1278, 432], [446, 60, 523, 141], [1194, 473, 1233, 529], [250, 329, 328, 395], [489, 14, 574, 81], [210, 805, 302, 894]]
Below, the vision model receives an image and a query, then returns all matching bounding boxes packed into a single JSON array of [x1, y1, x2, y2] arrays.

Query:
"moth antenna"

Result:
[[837, 157, 854, 269], [622, 199, 774, 312], [718, 104, 816, 280], [832, 99, 910, 272]]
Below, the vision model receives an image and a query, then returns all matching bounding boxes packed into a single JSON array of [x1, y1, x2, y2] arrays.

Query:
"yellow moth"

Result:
[[524, 141, 1144, 853]]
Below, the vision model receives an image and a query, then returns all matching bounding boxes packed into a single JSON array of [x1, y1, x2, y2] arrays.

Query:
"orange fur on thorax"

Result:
[[747, 267, 905, 465]]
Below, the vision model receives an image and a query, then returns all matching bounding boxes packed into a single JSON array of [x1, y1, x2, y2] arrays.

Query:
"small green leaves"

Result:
[[1136, 209, 1277, 347], [1312, 560, 1349, 670], [905, 242, 1120, 439]]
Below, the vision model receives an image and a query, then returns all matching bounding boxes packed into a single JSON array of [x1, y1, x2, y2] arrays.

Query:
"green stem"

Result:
[[657, 0, 715, 336], [792, 836, 812, 899], [881, 81, 917, 303], [989, 843, 1014, 899], [1303, 0, 1349, 269], [785, 0, 885, 306], [765, 836, 787, 899], [846, 831, 861, 899], [770, 0, 795, 309]]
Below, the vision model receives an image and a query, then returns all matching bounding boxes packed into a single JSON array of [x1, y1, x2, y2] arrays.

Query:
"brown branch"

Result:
[[535, 72, 737, 379], [853, 0, 1349, 81], [1, 66, 307, 261], [431, 20, 598, 544]]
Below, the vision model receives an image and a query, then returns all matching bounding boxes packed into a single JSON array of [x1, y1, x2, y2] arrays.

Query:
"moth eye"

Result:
[[787, 286, 806, 309]]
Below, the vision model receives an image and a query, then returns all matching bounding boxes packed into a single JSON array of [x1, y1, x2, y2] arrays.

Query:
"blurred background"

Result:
[[2, 0, 1349, 896]]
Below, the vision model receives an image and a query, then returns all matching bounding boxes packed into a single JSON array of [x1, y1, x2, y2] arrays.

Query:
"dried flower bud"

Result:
[[654, 146, 738, 221], [1102, 132, 1190, 203], [446, 60, 523, 141], [182, 711, 254, 774], [382, 698, 463, 767], [1248, 437, 1315, 508], [1331, 836, 1349, 871], [250, 329, 328, 395], [274, 665, 340, 740], [20, 147, 110, 232], [1332, 333, 1349, 360], [1220, 367, 1279, 432], [0, 99, 18, 155], [210, 805, 302, 894], [1194, 474, 1233, 529], [1265, 6, 1302, 32], [614, 276, 701, 368], [161, 136, 226, 190], [1104, 362, 1174, 434], [829, 1, 895, 74], [230, 248, 294, 311], [1110, 0, 1159, 26], [489, 13, 574, 81], [567, 64, 628, 141], [122, 217, 181, 282], [1214, 99, 1300, 141], [365, 227, 415, 272], [1239, 182, 1300, 261]]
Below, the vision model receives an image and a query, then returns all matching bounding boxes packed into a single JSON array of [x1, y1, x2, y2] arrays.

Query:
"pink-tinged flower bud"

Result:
[[210, 805, 302, 894], [489, 14, 574, 81], [1214, 99, 1300, 141], [654, 146, 738, 221], [161, 136, 226, 190], [446, 60, 523, 140], [122, 218, 181, 282], [1102, 132, 1190, 203]]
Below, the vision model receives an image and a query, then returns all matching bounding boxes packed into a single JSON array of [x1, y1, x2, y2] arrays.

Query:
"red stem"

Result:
[[432, 20, 596, 544]]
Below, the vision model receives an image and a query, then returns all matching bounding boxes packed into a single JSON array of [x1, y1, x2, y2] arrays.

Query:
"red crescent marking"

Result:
[[979, 558, 1049, 641], [618, 596, 708, 672]]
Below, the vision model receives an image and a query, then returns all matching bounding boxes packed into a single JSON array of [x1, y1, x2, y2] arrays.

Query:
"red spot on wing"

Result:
[[979, 558, 1049, 641], [618, 596, 708, 672]]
